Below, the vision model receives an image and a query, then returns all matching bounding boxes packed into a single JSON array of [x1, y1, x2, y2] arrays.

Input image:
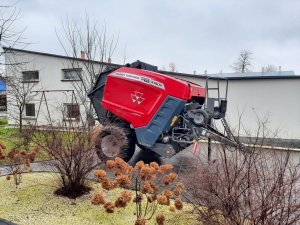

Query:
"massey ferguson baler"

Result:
[[89, 61, 239, 162]]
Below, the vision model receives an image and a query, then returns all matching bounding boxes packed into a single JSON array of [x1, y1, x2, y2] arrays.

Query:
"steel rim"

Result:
[[101, 135, 121, 158]]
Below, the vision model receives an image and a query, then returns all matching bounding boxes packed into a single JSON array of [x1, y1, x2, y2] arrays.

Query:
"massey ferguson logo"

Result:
[[131, 91, 145, 104]]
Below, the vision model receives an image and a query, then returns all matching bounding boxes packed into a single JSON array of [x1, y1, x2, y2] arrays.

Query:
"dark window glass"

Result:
[[0, 94, 7, 111], [62, 69, 81, 80], [25, 104, 35, 117], [22, 71, 39, 81], [66, 104, 80, 119]]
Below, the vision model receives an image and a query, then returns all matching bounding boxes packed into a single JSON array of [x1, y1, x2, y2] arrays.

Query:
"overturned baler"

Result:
[[88, 61, 238, 162]]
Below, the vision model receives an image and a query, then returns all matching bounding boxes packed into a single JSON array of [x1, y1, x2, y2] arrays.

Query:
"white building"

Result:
[[165, 70, 300, 145], [4, 47, 117, 128], [4, 47, 300, 146]]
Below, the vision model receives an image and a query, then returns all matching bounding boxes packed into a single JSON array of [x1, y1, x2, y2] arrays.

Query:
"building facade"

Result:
[[0, 79, 7, 118], [4, 48, 300, 143], [4, 47, 116, 128], [167, 71, 300, 142]]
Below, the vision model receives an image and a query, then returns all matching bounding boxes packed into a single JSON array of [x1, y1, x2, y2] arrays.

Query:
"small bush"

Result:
[[0, 117, 8, 125], [185, 145, 300, 225], [0, 141, 38, 187], [35, 126, 99, 199], [92, 157, 184, 225]]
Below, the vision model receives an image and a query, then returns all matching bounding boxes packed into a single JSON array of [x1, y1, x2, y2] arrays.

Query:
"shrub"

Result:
[[0, 141, 38, 187], [92, 157, 184, 225], [184, 144, 300, 225], [35, 126, 99, 198], [0, 117, 8, 125]]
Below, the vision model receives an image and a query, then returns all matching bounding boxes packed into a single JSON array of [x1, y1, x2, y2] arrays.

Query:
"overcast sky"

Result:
[[9, 0, 300, 74]]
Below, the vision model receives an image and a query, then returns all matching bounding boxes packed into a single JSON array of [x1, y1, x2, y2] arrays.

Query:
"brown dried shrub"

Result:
[[163, 172, 177, 185], [120, 190, 132, 203], [135, 217, 146, 225], [94, 169, 107, 180], [157, 194, 169, 205], [115, 196, 127, 208], [156, 213, 165, 225], [91, 193, 106, 205], [104, 202, 115, 213], [174, 198, 183, 210], [3, 143, 38, 187], [93, 157, 184, 224]]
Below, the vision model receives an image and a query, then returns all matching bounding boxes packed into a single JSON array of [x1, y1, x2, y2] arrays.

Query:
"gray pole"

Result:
[[207, 118, 212, 162]]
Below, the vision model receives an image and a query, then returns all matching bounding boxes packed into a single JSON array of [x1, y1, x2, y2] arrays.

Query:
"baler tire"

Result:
[[94, 125, 136, 162]]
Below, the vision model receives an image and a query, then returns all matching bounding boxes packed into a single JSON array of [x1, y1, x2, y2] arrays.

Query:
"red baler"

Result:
[[89, 61, 238, 161]]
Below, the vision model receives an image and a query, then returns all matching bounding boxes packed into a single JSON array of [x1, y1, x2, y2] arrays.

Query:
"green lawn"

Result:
[[0, 126, 49, 164], [0, 173, 198, 225], [0, 126, 19, 150]]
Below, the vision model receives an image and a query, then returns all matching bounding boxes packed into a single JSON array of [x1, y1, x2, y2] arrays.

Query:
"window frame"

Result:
[[25, 103, 35, 118], [61, 68, 82, 81], [22, 71, 39, 83], [0, 93, 7, 112], [64, 103, 80, 121]]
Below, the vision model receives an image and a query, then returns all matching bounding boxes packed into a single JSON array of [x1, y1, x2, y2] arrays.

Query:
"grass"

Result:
[[0, 126, 94, 163], [0, 126, 18, 150], [0, 126, 49, 164], [0, 173, 198, 225]]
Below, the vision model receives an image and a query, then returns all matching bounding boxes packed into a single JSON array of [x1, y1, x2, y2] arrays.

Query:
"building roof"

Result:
[[161, 70, 300, 80], [206, 71, 298, 80], [3, 47, 300, 80], [2, 46, 121, 68]]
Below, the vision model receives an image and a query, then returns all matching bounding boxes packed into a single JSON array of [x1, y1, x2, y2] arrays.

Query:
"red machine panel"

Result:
[[102, 67, 205, 128]]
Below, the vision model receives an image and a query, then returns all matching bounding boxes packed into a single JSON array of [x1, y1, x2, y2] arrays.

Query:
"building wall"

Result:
[[5, 50, 105, 127], [172, 74, 300, 140], [5, 50, 300, 140], [227, 79, 300, 139]]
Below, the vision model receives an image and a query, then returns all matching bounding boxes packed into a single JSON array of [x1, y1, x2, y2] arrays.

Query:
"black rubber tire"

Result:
[[191, 109, 209, 127], [94, 125, 136, 162]]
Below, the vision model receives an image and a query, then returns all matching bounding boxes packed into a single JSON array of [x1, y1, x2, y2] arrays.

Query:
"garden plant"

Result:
[[92, 157, 184, 225]]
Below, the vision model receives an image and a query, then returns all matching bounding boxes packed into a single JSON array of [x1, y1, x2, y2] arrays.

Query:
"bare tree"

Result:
[[5, 74, 39, 131], [263, 64, 277, 72], [0, 2, 35, 133], [232, 50, 253, 73], [169, 62, 177, 72], [159, 65, 166, 71], [32, 120, 99, 198], [183, 120, 300, 225], [0, 2, 27, 68], [57, 15, 119, 125]]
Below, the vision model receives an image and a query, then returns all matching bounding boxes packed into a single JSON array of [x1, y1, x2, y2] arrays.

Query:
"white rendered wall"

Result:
[[172, 74, 300, 140], [5, 50, 104, 127], [5, 50, 300, 140]]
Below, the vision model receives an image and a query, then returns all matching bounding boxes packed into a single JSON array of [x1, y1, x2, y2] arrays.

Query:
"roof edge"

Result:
[[2, 46, 122, 67], [160, 70, 300, 80], [3, 47, 300, 80]]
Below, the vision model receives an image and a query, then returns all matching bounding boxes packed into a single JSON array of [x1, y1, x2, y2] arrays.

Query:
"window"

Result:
[[25, 104, 35, 117], [65, 103, 80, 119], [22, 71, 39, 82], [62, 69, 81, 81], [0, 94, 7, 112]]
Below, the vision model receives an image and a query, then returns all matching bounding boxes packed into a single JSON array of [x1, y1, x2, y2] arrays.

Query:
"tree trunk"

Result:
[[19, 111, 23, 132]]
